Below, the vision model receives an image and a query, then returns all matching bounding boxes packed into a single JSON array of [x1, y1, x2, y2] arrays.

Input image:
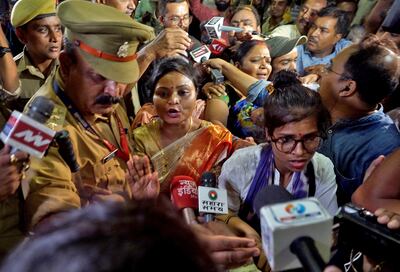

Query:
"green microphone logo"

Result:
[[208, 190, 218, 201]]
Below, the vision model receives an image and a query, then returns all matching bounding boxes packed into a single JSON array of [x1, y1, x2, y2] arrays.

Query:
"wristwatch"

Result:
[[0, 46, 12, 57]]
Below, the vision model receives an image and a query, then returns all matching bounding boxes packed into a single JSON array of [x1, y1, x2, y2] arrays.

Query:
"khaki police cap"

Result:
[[266, 35, 307, 58], [11, 0, 56, 27], [57, 0, 155, 84]]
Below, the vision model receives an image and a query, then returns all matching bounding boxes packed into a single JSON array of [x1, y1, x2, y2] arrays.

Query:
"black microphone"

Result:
[[25, 96, 55, 124], [290, 236, 326, 272], [55, 130, 80, 173], [200, 172, 217, 223], [55, 130, 87, 198], [254, 185, 295, 217], [248, 185, 296, 233]]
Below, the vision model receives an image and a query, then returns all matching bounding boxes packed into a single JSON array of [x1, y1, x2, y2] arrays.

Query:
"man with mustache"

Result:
[[296, 6, 351, 76], [270, 0, 327, 39], [95, 0, 193, 114], [23, 1, 155, 230]]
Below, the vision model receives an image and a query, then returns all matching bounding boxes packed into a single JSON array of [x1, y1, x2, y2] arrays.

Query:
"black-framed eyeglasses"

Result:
[[270, 134, 323, 154]]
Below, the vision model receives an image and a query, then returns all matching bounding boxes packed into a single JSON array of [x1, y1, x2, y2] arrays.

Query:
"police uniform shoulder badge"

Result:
[[117, 42, 129, 58], [46, 104, 67, 131]]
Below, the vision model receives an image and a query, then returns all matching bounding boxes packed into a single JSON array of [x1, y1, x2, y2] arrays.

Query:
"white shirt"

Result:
[[218, 145, 338, 215]]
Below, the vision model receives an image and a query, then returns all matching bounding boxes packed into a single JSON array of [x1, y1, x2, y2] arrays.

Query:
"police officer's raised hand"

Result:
[[126, 155, 159, 200]]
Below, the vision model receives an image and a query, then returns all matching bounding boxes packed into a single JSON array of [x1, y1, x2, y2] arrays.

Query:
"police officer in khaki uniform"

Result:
[[24, 0, 154, 229], [9, 0, 61, 112]]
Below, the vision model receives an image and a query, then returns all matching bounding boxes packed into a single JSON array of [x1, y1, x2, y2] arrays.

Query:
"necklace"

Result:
[[156, 117, 193, 150]]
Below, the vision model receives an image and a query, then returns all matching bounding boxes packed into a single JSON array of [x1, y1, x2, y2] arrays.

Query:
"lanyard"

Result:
[[53, 81, 130, 162]]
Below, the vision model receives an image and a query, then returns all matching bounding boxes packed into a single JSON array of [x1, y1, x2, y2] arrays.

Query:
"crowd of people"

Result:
[[0, 0, 399, 271]]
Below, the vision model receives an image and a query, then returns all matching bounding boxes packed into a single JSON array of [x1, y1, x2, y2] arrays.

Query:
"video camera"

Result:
[[336, 203, 400, 266]]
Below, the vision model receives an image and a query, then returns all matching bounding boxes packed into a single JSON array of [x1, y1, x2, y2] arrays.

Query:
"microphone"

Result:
[[200, 172, 216, 222], [204, 17, 243, 39], [189, 45, 225, 84], [198, 172, 228, 222], [54, 130, 91, 200], [0, 96, 55, 158], [189, 44, 211, 64], [207, 38, 228, 55], [257, 185, 332, 271], [170, 175, 199, 225]]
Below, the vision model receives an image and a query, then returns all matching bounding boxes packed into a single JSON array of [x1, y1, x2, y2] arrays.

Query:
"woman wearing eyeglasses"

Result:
[[217, 71, 338, 263]]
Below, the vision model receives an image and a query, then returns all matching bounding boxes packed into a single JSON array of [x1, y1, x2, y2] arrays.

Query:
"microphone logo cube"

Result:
[[198, 186, 228, 214], [0, 111, 56, 158], [189, 45, 211, 63], [260, 198, 333, 271], [285, 203, 306, 215], [205, 17, 224, 39]]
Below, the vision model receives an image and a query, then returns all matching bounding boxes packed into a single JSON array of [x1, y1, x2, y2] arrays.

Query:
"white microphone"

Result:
[[189, 44, 211, 64], [204, 17, 243, 39], [259, 191, 332, 271], [1, 96, 55, 158], [198, 172, 228, 222]]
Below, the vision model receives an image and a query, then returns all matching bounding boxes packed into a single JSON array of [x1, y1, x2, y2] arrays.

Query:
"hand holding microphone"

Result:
[[189, 45, 225, 84], [0, 96, 55, 200], [170, 172, 259, 269]]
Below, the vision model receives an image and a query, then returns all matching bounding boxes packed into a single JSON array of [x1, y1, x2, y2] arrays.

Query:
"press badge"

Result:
[[101, 149, 118, 164]]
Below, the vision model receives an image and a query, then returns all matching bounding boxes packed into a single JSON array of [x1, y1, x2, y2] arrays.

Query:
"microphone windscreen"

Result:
[[254, 185, 295, 217], [26, 96, 54, 123], [170, 176, 198, 210], [200, 172, 216, 187]]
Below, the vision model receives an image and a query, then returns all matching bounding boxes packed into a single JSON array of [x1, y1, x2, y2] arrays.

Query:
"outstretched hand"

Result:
[[126, 155, 159, 200], [190, 221, 260, 269]]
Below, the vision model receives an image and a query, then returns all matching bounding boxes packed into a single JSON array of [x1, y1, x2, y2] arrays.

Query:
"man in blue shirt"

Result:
[[296, 6, 351, 76], [318, 35, 400, 206]]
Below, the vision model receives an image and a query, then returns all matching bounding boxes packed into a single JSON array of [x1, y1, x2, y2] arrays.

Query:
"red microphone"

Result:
[[0, 96, 55, 158], [170, 175, 199, 225], [208, 38, 228, 55]]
